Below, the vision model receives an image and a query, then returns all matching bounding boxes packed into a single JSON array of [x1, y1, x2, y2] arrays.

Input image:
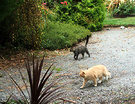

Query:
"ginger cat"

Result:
[[79, 65, 111, 88]]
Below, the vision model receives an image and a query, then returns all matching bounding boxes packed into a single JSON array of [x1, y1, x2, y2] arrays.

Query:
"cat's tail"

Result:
[[85, 35, 89, 47]]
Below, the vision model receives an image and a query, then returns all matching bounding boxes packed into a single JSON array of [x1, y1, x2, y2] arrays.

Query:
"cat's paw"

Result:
[[108, 72, 111, 79], [94, 85, 97, 87], [98, 80, 102, 83], [106, 76, 108, 80], [109, 74, 111, 79], [80, 86, 84, 89]]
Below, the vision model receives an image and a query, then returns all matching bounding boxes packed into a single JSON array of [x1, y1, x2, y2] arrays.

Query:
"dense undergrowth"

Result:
[[42, 21, 91, 50], [103, 12, 135, 26], [0, 0, 105, 50]]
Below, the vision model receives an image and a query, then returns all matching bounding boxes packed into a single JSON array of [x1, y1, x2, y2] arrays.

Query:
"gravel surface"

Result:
[[0, 27, 135, 103]]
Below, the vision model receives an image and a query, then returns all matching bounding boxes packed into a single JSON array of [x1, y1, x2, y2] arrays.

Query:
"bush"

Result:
[[112, 1, 135, 16], [0, 0, 23, 49], [0, 0, 23, 22], [53, 0, 105, 31], [0, 1, 44, 50], [41, 21, 91, 50]]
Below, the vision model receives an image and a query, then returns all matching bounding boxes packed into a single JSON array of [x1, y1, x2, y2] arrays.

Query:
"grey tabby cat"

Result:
[[70, 35, 90, 60]]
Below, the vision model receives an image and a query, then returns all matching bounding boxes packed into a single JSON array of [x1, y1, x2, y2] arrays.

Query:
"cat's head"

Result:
[[70, 47, 74, 52], [79, 69, 85, 78]]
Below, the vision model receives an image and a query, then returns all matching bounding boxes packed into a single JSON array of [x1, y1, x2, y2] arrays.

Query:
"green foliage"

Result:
[[41, 21, 91, 50], [112, 1, 135, 16], [53, 0, 105, 31], [0, 0, 22, 49], [0, 0, 44, 49], [0, 0, 23, 22], [0, 0, 102, 50], [56, 68, 63, 72], [103, 12, 135, 26], [53, 67, 63, 72]]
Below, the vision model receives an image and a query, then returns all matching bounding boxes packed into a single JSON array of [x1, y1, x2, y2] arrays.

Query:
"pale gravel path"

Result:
[[52, 27, 135, 103], [0, 27, 135, 103]]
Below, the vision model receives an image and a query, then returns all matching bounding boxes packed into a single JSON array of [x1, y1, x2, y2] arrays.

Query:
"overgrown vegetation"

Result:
[[106, 0, 135, 17], [104, 0, 135, 26], [0, 0, 105, 50], [112, 1, 135, 16], [41, 21, 91, 50], [103, 12, 135, 26], [52, 0, 105, 31], [0, 0, 44, 50]]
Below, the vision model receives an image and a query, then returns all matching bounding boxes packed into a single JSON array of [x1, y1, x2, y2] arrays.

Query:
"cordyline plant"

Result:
[[6, 55, 68, 104]]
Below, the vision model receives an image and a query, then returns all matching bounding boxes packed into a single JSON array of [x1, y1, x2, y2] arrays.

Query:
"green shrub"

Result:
[[53, 0, 105, 31], [0, 1, 91, 50], [41, 21, 91, 50], [0, 1, 44, 50], [112, 1, 135, 16], [0, 0, 23, 22], [0, 0, 23, 49]]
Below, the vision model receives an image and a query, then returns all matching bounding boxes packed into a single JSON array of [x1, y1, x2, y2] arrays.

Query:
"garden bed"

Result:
[[113, 14, 135, 18]]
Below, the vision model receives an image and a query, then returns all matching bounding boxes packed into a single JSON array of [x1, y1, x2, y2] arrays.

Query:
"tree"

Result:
[[0, 0, 44, 49]]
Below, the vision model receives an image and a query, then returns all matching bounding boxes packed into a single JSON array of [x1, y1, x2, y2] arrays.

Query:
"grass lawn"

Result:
[[103, 12, 135, 26]]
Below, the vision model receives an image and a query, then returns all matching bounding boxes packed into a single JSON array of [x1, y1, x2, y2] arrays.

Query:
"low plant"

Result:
[[6, 55, 69, 104], [107, 0, 124, 12], [56, 68, 63, 72], [112, 1, 135, 16], [41, 21, 91, 50]]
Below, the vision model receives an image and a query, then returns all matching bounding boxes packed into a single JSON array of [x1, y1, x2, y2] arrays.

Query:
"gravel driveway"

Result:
[[52, 27, 135, 103], [0, 27, 135, 103]]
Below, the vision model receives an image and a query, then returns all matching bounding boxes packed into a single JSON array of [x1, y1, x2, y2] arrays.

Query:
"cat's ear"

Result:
[[82, 72, 85, 75], [70, 47, 73, 52], [80, 69, 83, 72]]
